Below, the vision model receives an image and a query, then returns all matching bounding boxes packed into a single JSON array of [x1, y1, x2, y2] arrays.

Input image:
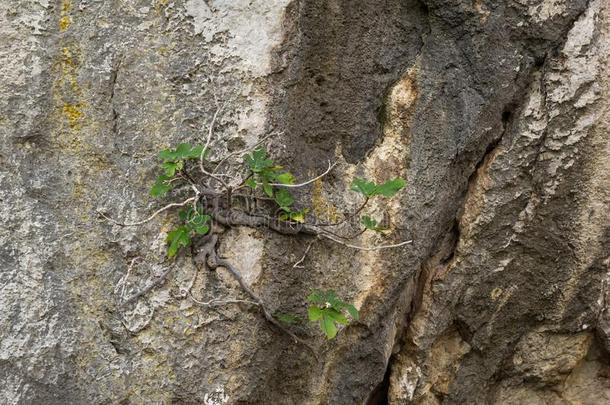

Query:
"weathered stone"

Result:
[[1, 0, 609, 404]]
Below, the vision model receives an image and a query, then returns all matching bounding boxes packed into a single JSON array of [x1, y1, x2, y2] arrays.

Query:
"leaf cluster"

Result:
[[144, 143, 410, 340], [166, 205, 211, 257], [350, 177, 405, 198], [151, 143, 206, 197], [307, 290, 359, 339], [361, 215, 388, 232], [244, 148, 308, 223], [350, 177, 406, 233]]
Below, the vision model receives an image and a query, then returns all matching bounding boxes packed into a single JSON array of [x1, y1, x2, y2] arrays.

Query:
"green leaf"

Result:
[[345, 304, 360, 320], [361, 215, 386, 232], [245, 178, 257, 189], [189, 213, 210, 226], [180, 207, 210, 235], [178, 208, 190, 221], [262, 180, 274, 198], [321, 315, 338, 339], [159, 144, 206, 162], [325, 309, 349, 325], [191, 214, 210, 226], [166, 226, 191, 258], [245, 148, 274, 173], [374, 178, 406, 197], [307, 290, 336, 305], [150, 182, 172, 197], [191, 215, 210, 232], [274, 189, 294, 210], [150, 175, 173, 197], [323, 290, 339, 304], [192, 224, 210, 235], [351, 177, 406, 198], [174, 143, 192, 159], [159, 148, 177, 161], [162, 161, 178, 176], [284, 209, 309, 223], [307, 290, 358, 338], [292, 210, 308, 223], [185, 145, 205, 160], [308, 306, 324, 321], [307, 291, 325, 305], [361, 215, 378, 230], [351, 178, 377, 197], [275, 172, 296, 185]]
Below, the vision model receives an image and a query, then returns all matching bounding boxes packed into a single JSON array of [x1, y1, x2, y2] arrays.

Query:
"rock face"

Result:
[[1, 0, 608, 404]]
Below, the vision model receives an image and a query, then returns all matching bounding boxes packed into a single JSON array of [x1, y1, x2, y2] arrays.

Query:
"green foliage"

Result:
[[307, 290, 359, 339], [166, 205, 210, 258], [351, 177, 406, 198], [166, 226, 191, 258], [275, 172, 296, 185], [146, 143, 410, 340], [274, 189, 295, 211], [361, 215, 386, 232], [150, 143, 206, 197], [159, 143, 205, 162], [244, 148, 296, 190], [350, 178, 377, 197], [244, 148, 275, 174], [150, 174, 174, 197], [244, 148, 308, 223], [179, 206, 211, 235], [279, 208, 309, 224]]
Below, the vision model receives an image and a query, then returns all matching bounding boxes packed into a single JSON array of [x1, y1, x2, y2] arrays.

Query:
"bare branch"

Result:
[[198, 101, 233, 191], [97, 197, 197, 227], [319, 232, 413, 251], [212, 131, 281, 175], [213, 208, 318, 236], [199, 236, 317, 358], [200, 101, 226, 168], [293, 240, 315, 268], [270, 161, 337, 188], [201, 165, 232, 191], [189, 292, 259, 307]]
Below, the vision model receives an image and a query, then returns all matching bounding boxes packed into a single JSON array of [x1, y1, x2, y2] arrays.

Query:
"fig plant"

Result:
[[101, 129, 411, 351]]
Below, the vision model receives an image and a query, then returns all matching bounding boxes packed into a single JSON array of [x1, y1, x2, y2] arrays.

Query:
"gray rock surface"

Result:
[[1, 0, 608, 404]]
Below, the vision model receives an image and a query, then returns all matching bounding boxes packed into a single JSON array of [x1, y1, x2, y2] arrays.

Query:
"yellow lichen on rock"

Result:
[[52, 44, 90, 135], [59, 16, 71, 32], [311, 178, 339, 222], [59, 0, 72, 31], [63, 103, 83, 129], [60, 46, 81, 94]]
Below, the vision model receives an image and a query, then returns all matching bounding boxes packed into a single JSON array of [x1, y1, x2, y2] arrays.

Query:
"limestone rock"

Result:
[[1, 0, 609, 404]]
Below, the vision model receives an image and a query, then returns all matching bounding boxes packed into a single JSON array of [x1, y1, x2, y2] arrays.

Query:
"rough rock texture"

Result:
[[1, 0, 609, 404]]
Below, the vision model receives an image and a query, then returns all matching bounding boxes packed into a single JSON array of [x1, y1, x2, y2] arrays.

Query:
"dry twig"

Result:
[[189, 292, 258, 307], [97, 197, 197, 227], [318, 232, 413, 251], [293, 240, 316, 268], [212, 255, 318, 359], [270, 161, 337, 188]]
